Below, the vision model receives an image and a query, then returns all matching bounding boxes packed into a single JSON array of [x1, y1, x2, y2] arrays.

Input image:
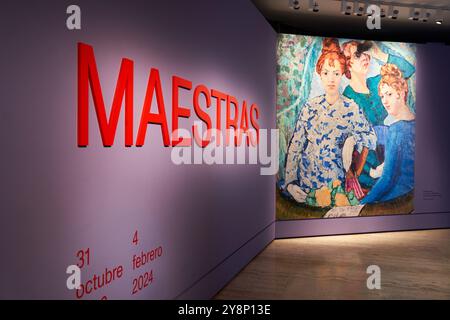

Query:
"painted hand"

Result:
[[369, 43, 388, 63], [287, 184, 307, 203], [346, 170, 356, 180], [370, 162, 385, 178]]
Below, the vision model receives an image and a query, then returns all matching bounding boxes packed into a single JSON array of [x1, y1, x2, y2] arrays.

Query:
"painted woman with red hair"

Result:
[[360, 64, 415, 204], [284, 38, 376, 203], [341, 40, 415, 190]]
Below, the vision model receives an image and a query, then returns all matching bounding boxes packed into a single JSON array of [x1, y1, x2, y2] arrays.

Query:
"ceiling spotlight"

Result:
[[341, 0, 353, 16], [290, 0, 300, 10], [354, 1, 366, 17], [387, 5, 399, 19], [435, 10, 444, 24], [340, 0, 346, 14], [308, 0, 319, 12], [408, 8, 421, 21], [421, 10, 431, 22]]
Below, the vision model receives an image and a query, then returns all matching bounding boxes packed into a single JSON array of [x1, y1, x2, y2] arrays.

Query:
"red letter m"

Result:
[[78, 43, 134, 147]]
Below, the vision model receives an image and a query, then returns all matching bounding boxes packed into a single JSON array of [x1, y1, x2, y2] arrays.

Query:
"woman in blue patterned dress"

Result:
[[284, 38, 377, 203]]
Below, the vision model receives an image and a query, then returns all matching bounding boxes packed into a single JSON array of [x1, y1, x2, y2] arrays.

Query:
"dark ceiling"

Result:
[[251, 0, 450, 44]]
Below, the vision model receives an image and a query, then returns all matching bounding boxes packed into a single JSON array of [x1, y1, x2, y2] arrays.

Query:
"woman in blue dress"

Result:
[[284, 38, 376, 203], [361, 64, 415, 204], [341, 41, 415, 190]]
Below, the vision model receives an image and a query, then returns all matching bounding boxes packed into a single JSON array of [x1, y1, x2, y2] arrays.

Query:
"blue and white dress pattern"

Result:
[[285, 95, 377, 193]]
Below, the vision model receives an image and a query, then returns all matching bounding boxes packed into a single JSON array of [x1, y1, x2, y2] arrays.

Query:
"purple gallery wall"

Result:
[[0, 1, 276, 299], [276, 42, 450, 238], [1, 0, 449, 300]]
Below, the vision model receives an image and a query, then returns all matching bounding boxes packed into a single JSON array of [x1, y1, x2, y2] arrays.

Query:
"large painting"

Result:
[[276, 34, 416, 219]]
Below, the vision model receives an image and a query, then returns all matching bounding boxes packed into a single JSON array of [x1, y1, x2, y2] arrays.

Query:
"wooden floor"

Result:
[[215, 229, 450, 299]]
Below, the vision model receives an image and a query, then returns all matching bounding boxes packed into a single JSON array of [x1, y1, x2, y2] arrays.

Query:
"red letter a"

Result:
[[136, 68, 170, 147]]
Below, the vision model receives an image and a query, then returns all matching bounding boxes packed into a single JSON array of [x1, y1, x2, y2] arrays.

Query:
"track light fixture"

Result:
[[308, 0, 319, 13], [306, 1, 449, 25], [313, 3, 320, 13], [421, 10, 431, 23], [340, 0, 349, 15], [354, 1, 366, 17], [387, 5, 399, 20], [340, 0, 346, 14], [340, 0, 353, 16], [290, 0, 300, 10], [408, 7, 421, 21], [435, 10, 444, 24]]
